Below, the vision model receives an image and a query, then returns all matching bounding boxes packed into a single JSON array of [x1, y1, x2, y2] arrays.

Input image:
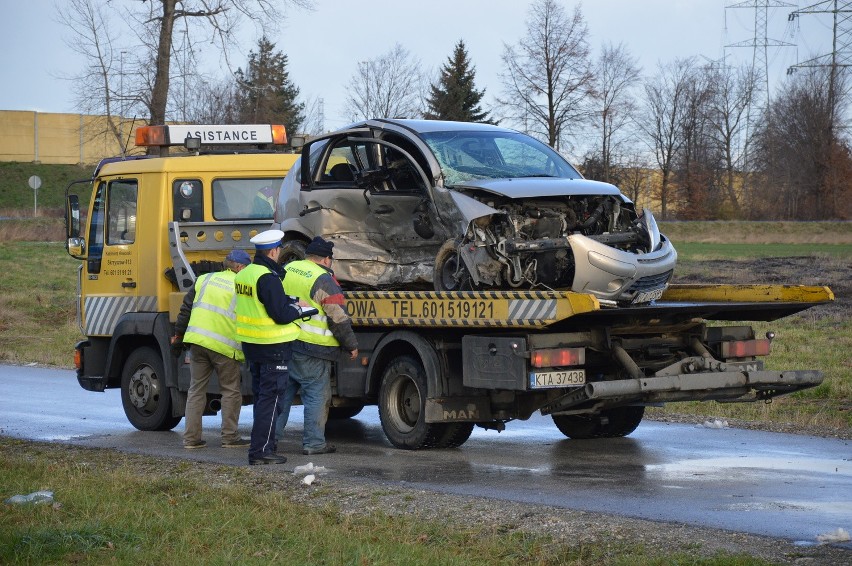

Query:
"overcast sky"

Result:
[[0, 0, 832, 131]]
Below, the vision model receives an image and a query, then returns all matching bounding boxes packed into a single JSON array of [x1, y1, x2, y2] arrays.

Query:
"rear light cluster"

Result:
[[531, 347, 585, 368], [720, 338, 771, 358]]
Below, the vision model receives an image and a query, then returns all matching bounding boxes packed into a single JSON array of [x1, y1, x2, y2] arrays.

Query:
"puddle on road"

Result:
[[645, 456, 852, 480]]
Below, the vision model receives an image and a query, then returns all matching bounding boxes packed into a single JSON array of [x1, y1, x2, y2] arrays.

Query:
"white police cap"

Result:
[[250, 229, 284, 250]]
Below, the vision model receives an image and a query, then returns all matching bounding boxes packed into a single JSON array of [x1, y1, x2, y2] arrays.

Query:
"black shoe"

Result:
[[249, 453, 288, 465], [303, 445, 336, 455]]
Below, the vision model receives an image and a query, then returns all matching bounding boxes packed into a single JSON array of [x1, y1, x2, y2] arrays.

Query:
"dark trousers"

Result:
[[248, 360, 289, 460]]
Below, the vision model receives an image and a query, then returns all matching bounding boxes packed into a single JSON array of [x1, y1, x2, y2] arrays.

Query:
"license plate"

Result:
[[633, 287, 665, 304], [530, 369, 586, 389]]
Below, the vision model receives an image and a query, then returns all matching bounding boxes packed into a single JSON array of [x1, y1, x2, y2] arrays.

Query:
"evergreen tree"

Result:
[[235, 36, 304, 137], [425, 40, 492, 123]]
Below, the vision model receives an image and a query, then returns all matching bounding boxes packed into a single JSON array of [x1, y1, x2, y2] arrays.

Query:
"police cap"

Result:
[[250, 229, 284, 250]]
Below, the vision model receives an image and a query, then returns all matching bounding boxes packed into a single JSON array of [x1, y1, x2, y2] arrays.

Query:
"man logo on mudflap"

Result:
[[235, 282, 254, 297]]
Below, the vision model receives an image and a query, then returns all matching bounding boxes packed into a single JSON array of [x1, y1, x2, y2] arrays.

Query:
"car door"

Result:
[[294, 133, 445, 285]]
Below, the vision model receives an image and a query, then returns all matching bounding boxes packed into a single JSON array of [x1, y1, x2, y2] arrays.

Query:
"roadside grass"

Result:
[[674, 242, 852, 259], [0, 438, 773, 566], [658, 220, 852, 245], [0, 213, 66, 242], [0, 241, 83, 367], [0, 162, 91, 210]]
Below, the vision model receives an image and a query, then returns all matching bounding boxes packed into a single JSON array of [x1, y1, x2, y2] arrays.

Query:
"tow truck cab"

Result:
[[64, 124, 298, 430]]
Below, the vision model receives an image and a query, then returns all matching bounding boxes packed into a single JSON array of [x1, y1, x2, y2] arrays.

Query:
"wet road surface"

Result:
[[2, 363, 850, 547]]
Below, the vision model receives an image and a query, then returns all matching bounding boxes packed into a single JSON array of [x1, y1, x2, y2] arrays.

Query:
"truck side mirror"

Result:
[[65, 194, 86, 257], [66, 194, 80, 239]]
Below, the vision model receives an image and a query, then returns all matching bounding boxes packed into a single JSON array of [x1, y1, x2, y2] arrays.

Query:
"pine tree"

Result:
[[425, 40, 493, 123], [235, 36, 305, 137]]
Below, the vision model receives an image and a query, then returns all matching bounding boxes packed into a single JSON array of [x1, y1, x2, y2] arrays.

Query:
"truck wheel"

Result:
[[279, 238, 307, 266], [433, 239, 473, 292], [328, 405, 364, 420], [121, 347, 181, 431], [552, 406, 645, 439], [436, 422, 474, 448], [378, 356, 448, 449]]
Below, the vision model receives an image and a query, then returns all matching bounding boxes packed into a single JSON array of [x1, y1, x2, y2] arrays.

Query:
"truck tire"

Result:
[[120, 347, 182, 431], [328, 405, 364, 420], [436, 422, 474, 448], [552, 406, 645, 440], [279, 238, 307, 266], [378, 356, 448, 449]]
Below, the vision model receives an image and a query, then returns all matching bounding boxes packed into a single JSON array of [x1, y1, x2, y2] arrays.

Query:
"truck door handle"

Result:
[[373, 204, 394, 215], [122, 281, 137, 288]]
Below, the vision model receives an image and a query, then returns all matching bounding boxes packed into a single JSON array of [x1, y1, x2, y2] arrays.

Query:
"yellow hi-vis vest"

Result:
[[234, 264, 300, 344], [283, 260, 340, 347], [183, 271, 244, 361]]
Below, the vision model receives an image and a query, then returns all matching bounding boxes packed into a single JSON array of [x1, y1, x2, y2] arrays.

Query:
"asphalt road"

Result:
[[2, 363, 851, 548]]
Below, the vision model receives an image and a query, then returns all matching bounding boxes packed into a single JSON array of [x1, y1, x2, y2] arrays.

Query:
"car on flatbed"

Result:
[[275, 119, 677, 306]]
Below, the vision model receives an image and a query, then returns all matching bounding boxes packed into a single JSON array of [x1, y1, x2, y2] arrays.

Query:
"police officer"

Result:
[[277, 237, 358, 455], [173, 249, 252, 449], [235, 229, 307, 465]]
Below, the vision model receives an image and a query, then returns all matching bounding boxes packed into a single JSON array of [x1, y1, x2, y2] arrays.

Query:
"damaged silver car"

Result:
[[274, 119, 677, 305]]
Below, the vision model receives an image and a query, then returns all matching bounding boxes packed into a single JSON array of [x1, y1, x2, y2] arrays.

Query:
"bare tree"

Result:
[[674, 66, 715, 218], [300, 96, 327, 135], [133, 0, 312, 127], [621, 152, 654, 210], [57, 0, 125, 150], [344, 44, 425, 120], [499, 0, 594, 151], [703, 63, 759, 216], [185, 77, 241, 124], [753, 66, 852, 219], [60, 0, 312, 133], [590, 42, 641, 184], [640, 58, 698, 219]]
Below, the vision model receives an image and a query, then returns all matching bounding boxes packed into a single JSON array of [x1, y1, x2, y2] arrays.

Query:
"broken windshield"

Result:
[[418, 130, 581, 185]]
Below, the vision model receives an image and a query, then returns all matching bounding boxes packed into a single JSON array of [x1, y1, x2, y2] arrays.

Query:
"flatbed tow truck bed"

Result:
[[343, 284, 835, 329]]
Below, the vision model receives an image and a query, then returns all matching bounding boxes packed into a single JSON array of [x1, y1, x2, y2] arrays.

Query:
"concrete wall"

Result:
[[0, 110, 143, 165]]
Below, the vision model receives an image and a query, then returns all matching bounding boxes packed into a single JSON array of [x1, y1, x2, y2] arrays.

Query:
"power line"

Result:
[[787, 0, 852, 72]]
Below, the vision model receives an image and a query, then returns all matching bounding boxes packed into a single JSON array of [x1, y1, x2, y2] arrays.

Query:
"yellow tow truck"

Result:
[[64, 125, 834, 449]]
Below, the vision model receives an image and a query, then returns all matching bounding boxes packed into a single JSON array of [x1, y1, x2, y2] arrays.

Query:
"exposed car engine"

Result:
[[440, 192, 675, 304]]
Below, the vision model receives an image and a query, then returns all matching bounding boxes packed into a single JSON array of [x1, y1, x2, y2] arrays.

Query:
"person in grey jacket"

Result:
[[277, 236, 358, 455]]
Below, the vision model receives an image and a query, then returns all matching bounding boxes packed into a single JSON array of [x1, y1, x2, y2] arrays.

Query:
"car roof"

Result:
[[365, 118, 517, 135]]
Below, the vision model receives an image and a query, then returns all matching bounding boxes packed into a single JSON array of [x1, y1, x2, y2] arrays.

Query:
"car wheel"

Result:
[[279, 238, 307, 266], [552, 406, 645, 439], [433, 239, 473, 292], [120, 347, 181, 431], [378, 356, 448, 449]]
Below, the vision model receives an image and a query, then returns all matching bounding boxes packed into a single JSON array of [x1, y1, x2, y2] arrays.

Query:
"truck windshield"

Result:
[[212, 177, 284, 220], [418, 131, 581, 186]]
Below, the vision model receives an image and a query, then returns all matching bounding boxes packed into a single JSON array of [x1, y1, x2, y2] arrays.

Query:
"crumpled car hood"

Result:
[[453, 177, 626, 200]]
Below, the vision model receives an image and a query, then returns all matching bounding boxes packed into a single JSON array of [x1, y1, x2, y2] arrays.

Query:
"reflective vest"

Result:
[[234, 263, 300, 344], [283, 260, 340, 347], [184, 271, 244, 361]]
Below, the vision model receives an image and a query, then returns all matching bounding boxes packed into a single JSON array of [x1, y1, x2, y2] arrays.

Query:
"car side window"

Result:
[[382, 146, 425, 193], [319, 142, 358, 184]]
